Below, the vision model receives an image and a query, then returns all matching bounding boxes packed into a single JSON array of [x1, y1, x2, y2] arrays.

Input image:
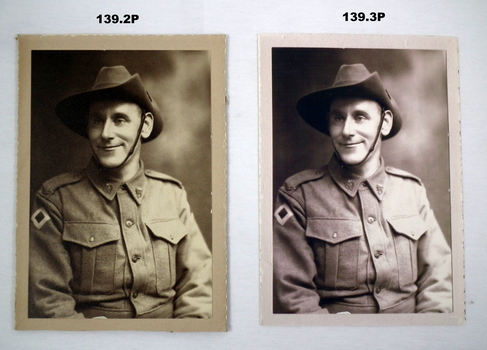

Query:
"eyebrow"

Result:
[[329, 107, 373, 117], [112, 112, 131, 119], [87, 112, 133, 120]]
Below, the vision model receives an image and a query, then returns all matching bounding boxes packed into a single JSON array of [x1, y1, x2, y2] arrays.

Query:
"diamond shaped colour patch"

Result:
[[31, 207, 51, 230], [274, 203, 294, 226]]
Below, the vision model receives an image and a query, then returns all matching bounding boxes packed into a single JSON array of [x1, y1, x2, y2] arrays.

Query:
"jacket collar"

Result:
[[328, 155, 387, 201], [86, 158, 146, 204]]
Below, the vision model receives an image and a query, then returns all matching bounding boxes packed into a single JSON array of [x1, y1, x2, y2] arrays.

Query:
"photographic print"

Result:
[[16, 35, 226, 332], [260, 34, 464, 326]]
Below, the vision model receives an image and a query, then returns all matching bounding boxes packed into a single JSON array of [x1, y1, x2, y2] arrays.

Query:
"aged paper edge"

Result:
[[15, 34, 227, 332], [259, 33, 465, 326]]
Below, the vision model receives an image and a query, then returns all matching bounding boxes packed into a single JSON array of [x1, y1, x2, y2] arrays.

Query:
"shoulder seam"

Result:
[[145, 169, 183, 188], [40, 172, 84, 197], [385, 166, 422, 184], [283, 168, 327, 192]]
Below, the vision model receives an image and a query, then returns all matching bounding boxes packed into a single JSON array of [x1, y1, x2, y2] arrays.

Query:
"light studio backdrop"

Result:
[[272, 48, 451, 244], [30, 50, 213, 247]]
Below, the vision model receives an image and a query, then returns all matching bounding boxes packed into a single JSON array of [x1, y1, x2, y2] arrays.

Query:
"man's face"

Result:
[[329, 97, 387, 166], [87, 100, 143, 169]]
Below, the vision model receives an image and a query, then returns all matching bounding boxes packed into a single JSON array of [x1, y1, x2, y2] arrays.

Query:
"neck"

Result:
[[337, 149, 382, 179]]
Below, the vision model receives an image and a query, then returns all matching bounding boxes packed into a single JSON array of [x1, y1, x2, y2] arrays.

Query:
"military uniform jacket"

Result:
[[29, 160, 212, 318], [273, 156, 452, 314]]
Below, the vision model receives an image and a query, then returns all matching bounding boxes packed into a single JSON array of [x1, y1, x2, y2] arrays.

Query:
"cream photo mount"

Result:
[[16, 34, 227, 332], [260, 33, 464, 326]]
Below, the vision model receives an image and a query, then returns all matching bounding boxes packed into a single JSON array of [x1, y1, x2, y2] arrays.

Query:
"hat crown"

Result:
[[93, 66, 133, 89], [333, 63, 373, 87]]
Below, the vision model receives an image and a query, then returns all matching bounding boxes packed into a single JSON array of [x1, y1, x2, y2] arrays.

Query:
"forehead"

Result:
[[329, 97, 382, 113], [88, 99, 142, 115]]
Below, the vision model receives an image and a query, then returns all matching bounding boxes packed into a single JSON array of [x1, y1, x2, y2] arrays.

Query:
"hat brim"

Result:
[[56, 74, 163, 143], [296, 73, 402, 140]]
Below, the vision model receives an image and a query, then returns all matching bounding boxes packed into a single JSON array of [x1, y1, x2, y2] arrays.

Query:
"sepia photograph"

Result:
[[16, 35, 226, 331], [260, 34, 464, 326]]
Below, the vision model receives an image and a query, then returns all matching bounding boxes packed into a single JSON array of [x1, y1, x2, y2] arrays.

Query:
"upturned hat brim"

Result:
[[56, 71, 163, 143], [296, 69, 402, 140]]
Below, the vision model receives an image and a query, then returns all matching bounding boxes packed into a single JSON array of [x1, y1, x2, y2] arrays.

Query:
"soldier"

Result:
[[29, 66, 212, 318], [273, 64, 452, 314]]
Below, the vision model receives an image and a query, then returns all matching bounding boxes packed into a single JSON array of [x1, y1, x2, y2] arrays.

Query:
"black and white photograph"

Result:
[[260, 34, 464, 326], [16, 35, 227, 331]]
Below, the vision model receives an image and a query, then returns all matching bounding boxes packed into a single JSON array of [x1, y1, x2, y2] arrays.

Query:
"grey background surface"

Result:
[[2, 0, 487, 349]]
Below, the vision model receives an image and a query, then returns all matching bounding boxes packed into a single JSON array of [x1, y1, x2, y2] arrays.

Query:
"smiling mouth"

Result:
[[340, 142, 362, 148], [99, 145, 121, 151]]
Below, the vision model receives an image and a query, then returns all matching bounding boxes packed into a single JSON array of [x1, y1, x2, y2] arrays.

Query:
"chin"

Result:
[[97, 157, 125, 169], [339, 153, 368, 166]]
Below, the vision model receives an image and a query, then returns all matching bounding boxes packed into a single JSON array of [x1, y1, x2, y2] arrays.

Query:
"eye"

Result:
[[114, 117, 128, 125], [353, 114, 367, 122], [89, 116, 104, 126], [330, 113, 344, 124]]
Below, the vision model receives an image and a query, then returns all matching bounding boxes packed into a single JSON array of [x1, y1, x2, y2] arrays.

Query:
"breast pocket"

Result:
[[146, 219, 188, 294], [387, 215, 427, 288], [63, 222, 121, 295], [306, 219, 363, 291]]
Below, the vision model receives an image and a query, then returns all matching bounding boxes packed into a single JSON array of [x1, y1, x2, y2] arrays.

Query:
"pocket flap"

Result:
[[146, 219, 188, 244], [387, 215, 427, 241], [306, 219, 362, 244], [63, 222, 120, 248]]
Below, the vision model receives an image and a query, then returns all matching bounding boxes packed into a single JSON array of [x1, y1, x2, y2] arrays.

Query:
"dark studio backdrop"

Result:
[[272, 48, 451, 245], [30, 50, 212, 247]]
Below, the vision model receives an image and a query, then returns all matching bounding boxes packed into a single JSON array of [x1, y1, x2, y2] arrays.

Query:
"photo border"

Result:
[[259, 33, 464, 326], [16, 34, 227, 332]]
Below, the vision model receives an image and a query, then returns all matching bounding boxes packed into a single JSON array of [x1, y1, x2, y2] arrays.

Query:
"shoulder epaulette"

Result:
[[40, 172, 84, 197], [385, 166, 422, 184], [145, 169, 183, 188], [282, 168, 327, 193]]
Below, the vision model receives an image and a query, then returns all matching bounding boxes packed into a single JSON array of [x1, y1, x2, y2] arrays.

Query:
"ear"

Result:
[[141, 112, 154, 140], [380, 110, 393, 137]]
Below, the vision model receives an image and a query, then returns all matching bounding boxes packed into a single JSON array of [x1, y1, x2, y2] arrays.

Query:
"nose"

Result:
[[101, 119, 114, 139], [342, 116, 356, 137]]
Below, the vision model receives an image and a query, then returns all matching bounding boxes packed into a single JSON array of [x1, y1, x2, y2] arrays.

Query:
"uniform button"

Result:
[[362, 182, 367, 187], [125, 220, 133, 228], [367, 216, 375, 224], [332, 232, 338, 238], [286, 186, 296, 191], [375, 287, 382, 294], [89, 236, 95, 242], [120, 185, 126, 191], [132, 292, 138, 299], [374, 251, 383, 259], [132, 254, 141, 263]]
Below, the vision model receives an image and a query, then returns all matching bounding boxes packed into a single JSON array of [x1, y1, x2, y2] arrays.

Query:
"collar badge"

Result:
[[344, 179, 355, 191], [135, 188, 143, 198], [376, 184, 383, 195], [105, 182, 114, 194]]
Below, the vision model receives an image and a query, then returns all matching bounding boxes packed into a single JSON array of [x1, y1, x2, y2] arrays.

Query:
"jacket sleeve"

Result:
[[29, 191, 84, 318], [273, 188, 328, 314], [172, 188, 213, 318], [415, 185, 452, 313]]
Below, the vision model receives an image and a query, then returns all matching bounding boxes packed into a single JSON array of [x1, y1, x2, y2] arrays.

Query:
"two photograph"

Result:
[[16, 34, 464, 331]]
